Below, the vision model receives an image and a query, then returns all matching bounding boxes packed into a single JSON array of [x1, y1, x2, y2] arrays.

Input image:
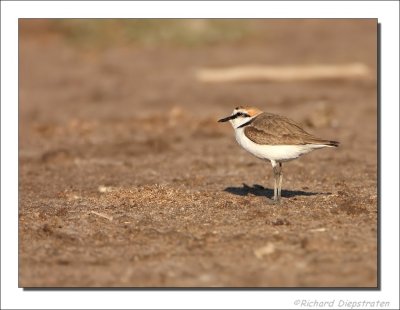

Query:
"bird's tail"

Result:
[[308, 138, 340, 147], [323, 140, 339, 147]]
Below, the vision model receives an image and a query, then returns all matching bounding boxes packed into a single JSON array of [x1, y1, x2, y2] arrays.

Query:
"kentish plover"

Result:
[[218, 106, 339, 202]]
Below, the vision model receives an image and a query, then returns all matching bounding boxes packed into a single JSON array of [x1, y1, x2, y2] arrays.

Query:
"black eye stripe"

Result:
[[236, 112, 250, 118]]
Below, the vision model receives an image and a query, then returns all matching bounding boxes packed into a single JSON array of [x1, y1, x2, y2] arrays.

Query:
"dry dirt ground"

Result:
[[19, 19, 378, 287]]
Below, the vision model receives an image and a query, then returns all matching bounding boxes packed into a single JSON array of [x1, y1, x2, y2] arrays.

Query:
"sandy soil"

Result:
[[19, 19, 378, 287]]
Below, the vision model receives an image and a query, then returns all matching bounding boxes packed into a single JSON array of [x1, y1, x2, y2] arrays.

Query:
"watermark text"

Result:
[[293, 299, 390, 309]]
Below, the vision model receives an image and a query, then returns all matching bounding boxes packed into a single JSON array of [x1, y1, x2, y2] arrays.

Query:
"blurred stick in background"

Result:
[[196, 63, 371, 83]]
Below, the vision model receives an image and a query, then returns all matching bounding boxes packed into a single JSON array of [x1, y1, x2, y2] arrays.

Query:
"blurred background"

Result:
[[19, 19, 377, 287], [19, 19, 376, 121]]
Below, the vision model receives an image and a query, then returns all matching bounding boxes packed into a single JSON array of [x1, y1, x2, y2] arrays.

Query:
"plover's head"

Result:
[[218, 106, 262, 129]]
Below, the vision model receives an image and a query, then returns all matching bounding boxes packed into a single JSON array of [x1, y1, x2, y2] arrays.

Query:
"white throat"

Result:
[[229, 116, 253, 130]]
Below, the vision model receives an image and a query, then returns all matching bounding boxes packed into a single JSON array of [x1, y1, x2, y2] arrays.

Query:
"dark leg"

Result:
[[278, 162, 283, 200], [272, 162, 282, 202]]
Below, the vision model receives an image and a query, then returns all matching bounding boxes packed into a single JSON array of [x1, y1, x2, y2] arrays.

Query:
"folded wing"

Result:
[[244, 113, 339, 146]]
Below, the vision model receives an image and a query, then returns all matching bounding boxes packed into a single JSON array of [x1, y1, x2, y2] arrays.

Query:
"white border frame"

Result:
[[1, 1, 399, 309]]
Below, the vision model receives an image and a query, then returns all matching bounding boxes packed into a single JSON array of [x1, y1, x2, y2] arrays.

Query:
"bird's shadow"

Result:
[[224, 183, 328, 198]]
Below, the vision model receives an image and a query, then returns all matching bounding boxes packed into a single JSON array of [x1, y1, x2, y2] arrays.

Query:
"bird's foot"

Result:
[[267, 197, 281, 205]]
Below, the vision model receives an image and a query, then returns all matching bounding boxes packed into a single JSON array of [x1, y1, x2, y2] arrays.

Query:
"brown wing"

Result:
[[244, 112, 334, 145]]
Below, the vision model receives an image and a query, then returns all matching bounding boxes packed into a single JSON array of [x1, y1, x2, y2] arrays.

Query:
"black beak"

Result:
[[218, 114, 237, 122]]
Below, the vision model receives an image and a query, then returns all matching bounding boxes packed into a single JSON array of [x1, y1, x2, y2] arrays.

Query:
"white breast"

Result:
[[234, 127, 328, 162]]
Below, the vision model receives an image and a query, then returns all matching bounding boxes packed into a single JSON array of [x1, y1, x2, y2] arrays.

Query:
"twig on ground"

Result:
[[90, 211, 113, 221]]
